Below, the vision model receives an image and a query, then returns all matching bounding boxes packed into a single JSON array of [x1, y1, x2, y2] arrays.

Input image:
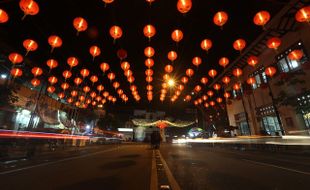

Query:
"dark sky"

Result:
[[0, 0, 288, 114]]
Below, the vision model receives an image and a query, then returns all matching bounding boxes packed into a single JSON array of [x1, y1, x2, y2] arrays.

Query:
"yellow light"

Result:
[[168, 79, 175, 87]]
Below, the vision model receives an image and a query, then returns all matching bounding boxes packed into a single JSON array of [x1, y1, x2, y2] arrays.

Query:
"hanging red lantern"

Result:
[[71, 90, 78, 97], [23, 39, 38, 55], [113, 81, 120, 89], [194, 85, 202, 92], [83, 86, 90, 93], [74, 77, 83, 86], [143, 24, 156, 39], [207, 90, 214, 97], [171, 29, 183, 43], [219, 57, 229, 68], [90, 92, 97, 98], [144, 46, 155, 58], [186, 68, 194, 77], [216, 97, 223, 103], [209, 101, 216, 106], [128, 76, 135, 83], [145, 69, 154, 76], [90, 75, 98, 84], [97, 84, 104, 92], [89, 45, 101, 60], [62, 70, 72, 79], [224, 92, 230, 99], [48, 76, 58, 84], [67, 98, 73, 103], [0, 9, 9, 23], [31, 67, 43, 76], [117, 49, 127, 60], [67, 57, 79, 68], [201, 77, 208, 85], [73, 17, 88, 34], [80, 68, 90, 78], [145, 58, 154, 68], [48, 35, 62, 52], [168, 51, 178, 62], [253, 11, 270, 27], [208, 69, 217, 78], [31, 78, 40, 87], [213, 83, 221, 91], [185, 95, 191, 101], [295, 6, 310, 23], [266, 37, 281, 50], [10, 68, 23, 78], [233, 39, 246, 52], [181, 76, 189, 84], [19, 0, 39, 19], [124, 69, 133, 77], [192, 56, 202, 67], [200, 39, 212, 52], [61, 83, 70, 91], [130, 85, 137, 91], [117, 89, 123, 95], [232, 68, 243, 77], [100, 62, 110, 73], [47, 86, 55, 93], [177, 0, 192, 14], [46, 59, 58, 70], [265, 66, 277, 77], [107, 72, 115, 81], [202, 95, 208, 101], [146, 84, 153, 91], [288, 49, 303, 61], [233, 83, 241, 90], [247, 77, 256, 85], [162, 83, 168, 89], [247, 55, 259, 67], [163, 74, 170, 81], [222, 76, 230, 85], [204, 102, 209, 108], [79, 95, 85, 101], [178, 84, 184, 91], [103, 91, 109, 98], [165, 64, 174, 73], [121, 61, 130, 71], [146, 76, 153, 83], [102, 0, 114, 4], [213, 11, 228, 27], [110, 25, 123, 40], [9, 53, 23, 64]]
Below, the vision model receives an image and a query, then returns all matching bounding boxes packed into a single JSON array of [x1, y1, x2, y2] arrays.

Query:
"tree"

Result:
[[0, 84, 19, 107]]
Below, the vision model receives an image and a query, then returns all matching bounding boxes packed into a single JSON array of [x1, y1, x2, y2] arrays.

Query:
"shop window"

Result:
[[234, 112, 250, 135], [297, 93, 310, 129], [256, 105, 281, 135], [249, 67, 267, 89]]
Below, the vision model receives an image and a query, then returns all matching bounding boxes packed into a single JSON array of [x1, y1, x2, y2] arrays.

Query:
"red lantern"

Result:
[[165, 65, 174, 73], [110, 25, 123, 40], [117, 49, 127, 60], [71, 90, 78, 97], [97, 85, 104, 92], [67, 98, 73, 103], [201, 77, 208, 85], [233, 83, 241, 91], [117, 89, 123, 95], [31, 78, 40, 87], [90, 92, 96, 99], [213, 11, 228, 27], [232, 68, 243, 77], [100, 62, 110, 73], [295, 6, 310, 23], [208, 69, 217, 78], [143, 24, 156, 39], [145, 69, 154, 76], [74, 77, 83, 86], [147, 84, 153, 91], [186, 68, 194, 77], [181, 76, 189, 84], [222, 76, 230, 85], [266, 37, 281, 50], [144, 46, 155, 58], [216, 97, 223, 103], [62, 70, 72, 79], [113, 81, 120, 89], [171, 29, 183, 43], [204, 102, 209, 108], [194, 85, 202, 92], [185, 95, 191, 101], [0, 9, 9, 23], [103, 91, 109, 98], [67, 57, 79, 68], [233, 39, 246, 52], [10, 68, 23, 78], [247, 55, 259, 67], [146, 0, 155, 5], [265, 66, 277, 77], [213, 83, 221, 91], [90, 75, 98, 84], [247, 77, 256, 85], [61, 83, 70, 90], [145, 58, 154, 68], [224, 92, 230, 99], [46, 59, 58, 70], [83, 86, 90, 93], [207, 90, 214, 97], [209, 101, 216, 106], [201, 39, 212, 52], [73, 17, 88, 33], [163, 74, 170, 81], [23, 39, 38, 55], [48, 76, 58, 84], [89, 46, 101, 60], [48, 35, 62, 52], [103, 0, 114, 4], [121, 61, 130, 71], [107, 72, 115, 81], [31, 67, 43, 76], [130, 85, 137, 91], [253, 11, 270, 27], [288, 50, 303, 61], [168, 51, 178, 62], [124, 69, 133, 77], [219, 57, 229, 68], [192, 56, 202, 67], [80, 68, 90, 78], [9, 53, 23, 64], [177, 0, 192, 14], [146, 76, 153, 83], [47, 86, 55, 93], [19, 0, 39, 19], [128, 76, 135, 83]]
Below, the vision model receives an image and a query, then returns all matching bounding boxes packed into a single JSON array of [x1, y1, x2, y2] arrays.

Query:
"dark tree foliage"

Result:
[[0, 84, 19, 107]]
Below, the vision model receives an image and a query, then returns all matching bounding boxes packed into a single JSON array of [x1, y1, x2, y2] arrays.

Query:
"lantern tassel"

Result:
[[25, 50, 29, 56], [21, 14, 27, 20], [50, 47, 54, 54]]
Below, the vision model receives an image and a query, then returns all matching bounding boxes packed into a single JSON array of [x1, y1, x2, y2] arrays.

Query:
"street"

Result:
[[1, 143, 310, 190]]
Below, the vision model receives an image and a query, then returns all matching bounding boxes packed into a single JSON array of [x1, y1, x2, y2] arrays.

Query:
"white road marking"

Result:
[[150, 150, 158, 190], [242, 159, 310, 176], [0, 147, 122, 175], [157, 150, 181, 190]]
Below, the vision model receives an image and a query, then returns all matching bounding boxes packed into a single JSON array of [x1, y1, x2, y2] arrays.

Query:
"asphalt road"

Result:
[[1, 143, 310, 190]]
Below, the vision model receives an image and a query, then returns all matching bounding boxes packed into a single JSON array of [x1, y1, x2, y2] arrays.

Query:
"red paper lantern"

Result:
[[67, 57, 79, 68], [201, 77, 208, 85], [168, 51, 178, 62], [110, 25, 123, 40], [233, 39, 246, 52], [100, 62, 110, 73], [47, 86, 55, 93], [89, 45, 101, 60], [233, 83, 241, 90], [213, 11, 228, 27], [74, 77, 83, 86], [219, 57, 229, 68], [295, 6, 310, 23], [128, 76, 135, 83], [181, 76, 189, 84], [144, 46, 155, 58], [201, 39, 212, 52], [31, 67, 43, 76], [186, 68, 194, 77], [90, 75, 98, 84], [247, 55, 259, 67], [247, 77, 256, 85], [23, 39, 38, 54], [265, 66, 277, 77], [143, 24, 156, 39], [61, 82, 70, 90], [9, 53, 23, 64], [10, 68, 23, 78], [177, 0, 192, 14], [48, 76, 58, 84], [171, 29, 183, 43], [62, 70, 72, 79], [103, 0, 114, 4], [207, 90, 214, 97], [222, 76, 230, 85], [253, 11, 270, 27], [146, 84, 153, 91], [194, 85, 202, 92], [288, 50, 303, 61], [0, 9, 9, 23], [165, 64, 174, 73], [216, 97, 223, 103], [83, 86, 90, 93], [19, 0, 39, 19], [224, 92, 230, 99], [163, 74, 170, 81], [208, 69, 217, 78], [113, 81, 120, 89], [80, 68, 90, 78], [97, 85, 104, 92], [107, 72, 115, 81], [73, 17, 88, 33], [213, 83, 221, 90], [192, 56, 202, 67], [121, 61, 130, 71], [31, 78, 40, 87], [46, 59, 58, 70], [232, 68, 243, 77], [130, 85, 137, 91], [48, 35, 62, 52], [146, 76, 153, 83], [266, 37, 281, 50], [145, 69, 154, 76], [124, 69, 133, 77], [145, 58, 154, 68]]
